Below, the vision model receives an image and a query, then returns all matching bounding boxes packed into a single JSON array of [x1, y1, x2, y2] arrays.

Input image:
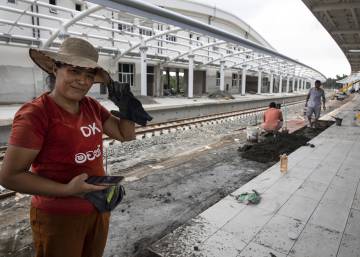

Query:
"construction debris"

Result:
[[208, 90, 235, 100]]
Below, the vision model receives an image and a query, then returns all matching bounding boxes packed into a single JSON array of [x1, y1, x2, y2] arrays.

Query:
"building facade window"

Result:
[[7, 0, 16, 4], [118, 23, 134, 33], [139, 28, 153, 36], [49, 0, 57, 14], [118, 63, 134, 86], [216, 71, 220, 87], [165, 34, 176, 42], [75, 3, 82, 11], [232, 73, 238, 87]]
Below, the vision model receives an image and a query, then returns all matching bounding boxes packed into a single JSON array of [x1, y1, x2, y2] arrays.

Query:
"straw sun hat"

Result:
[[29, 37, 110, 84]]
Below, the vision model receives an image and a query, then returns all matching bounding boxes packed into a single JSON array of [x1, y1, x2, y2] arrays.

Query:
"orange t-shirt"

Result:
[[9, 93, 111, 214], [262, 108, 283, 131]]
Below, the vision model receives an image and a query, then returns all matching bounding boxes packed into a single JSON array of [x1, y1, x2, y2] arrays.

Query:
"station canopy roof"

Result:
[[0, 0, 325, 81], [336, 72, 360, 84], [302, 0, 360, 73]]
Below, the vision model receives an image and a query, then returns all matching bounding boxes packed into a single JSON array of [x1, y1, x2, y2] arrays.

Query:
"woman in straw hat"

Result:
[[0, 37, 135, 257]]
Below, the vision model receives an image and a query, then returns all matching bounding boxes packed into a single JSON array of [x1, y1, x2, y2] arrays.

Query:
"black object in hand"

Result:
[[85, 176, 124, 186], [107, 81, 153, 126]]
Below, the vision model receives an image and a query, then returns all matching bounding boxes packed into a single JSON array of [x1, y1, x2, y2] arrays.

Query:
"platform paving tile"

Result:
[[288, 223, 342, 257], [277, 194, 319, 222], [343, 209, 360, 237], [322, 181, 358, 209], [256, 188, 293, 213], [196, 229, 247, 257], [238, 242, 286, 257], [336, 162, 360, 181], [285, 165, 316, 180], [149, 216, 218, 257], [330, 171, 360, 191], [353, 185, 360, 210], [268, 176, 304, 195], [199, 195, 246, 229], [221, 206, 274, 244], [253, 214, 305, 254], [306, 165, 338, 185], [231, 169, 282, 195], [308, 199, 350, 232], [293, 179, 328, 201], [337, 233, 360, 257]]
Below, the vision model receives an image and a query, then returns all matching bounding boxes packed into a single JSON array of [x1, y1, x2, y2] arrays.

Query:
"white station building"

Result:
[[0, 0, 326, 104]]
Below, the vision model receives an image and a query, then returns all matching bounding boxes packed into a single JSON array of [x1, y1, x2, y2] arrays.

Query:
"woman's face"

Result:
[[54, 64, 96, 102]]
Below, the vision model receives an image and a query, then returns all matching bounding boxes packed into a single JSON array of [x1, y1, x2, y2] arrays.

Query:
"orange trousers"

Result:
[[30, 206, 110, 257]]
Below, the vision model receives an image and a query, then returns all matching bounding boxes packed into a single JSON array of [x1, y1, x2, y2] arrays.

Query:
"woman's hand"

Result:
[[65, 173, 108, 197]]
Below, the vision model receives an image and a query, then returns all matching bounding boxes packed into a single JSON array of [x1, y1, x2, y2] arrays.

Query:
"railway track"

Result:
[[131, 99, 305, 140]]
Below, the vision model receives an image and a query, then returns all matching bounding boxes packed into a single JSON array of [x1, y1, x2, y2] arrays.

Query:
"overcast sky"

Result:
[[195, 0, 350, 78]]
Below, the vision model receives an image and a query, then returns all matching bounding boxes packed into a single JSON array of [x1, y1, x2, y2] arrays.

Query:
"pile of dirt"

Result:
[[208, 90, 235, 100], [239, 121, 334, 163]]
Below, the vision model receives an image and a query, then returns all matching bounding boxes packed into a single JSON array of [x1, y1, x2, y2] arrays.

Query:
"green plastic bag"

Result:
[[235, 190, 261, 204]]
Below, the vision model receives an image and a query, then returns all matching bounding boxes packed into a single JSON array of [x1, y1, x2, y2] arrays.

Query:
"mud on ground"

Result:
[[239, 120, 334, 163]]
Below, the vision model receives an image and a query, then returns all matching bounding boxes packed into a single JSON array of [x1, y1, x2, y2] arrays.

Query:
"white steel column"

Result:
[[297, 77, 300, 92], [286, 77, 290, 93], [257, 70, 262, 94], [292, 77, 296, 92], [269, 73, 274, 94], [241, 68, 247, 95], [220, 60, 225, 91], [140, 46, 148, 96], [188, 54, 194, 98], [279, 75, 283, 93], [301, 79, 304, 91]]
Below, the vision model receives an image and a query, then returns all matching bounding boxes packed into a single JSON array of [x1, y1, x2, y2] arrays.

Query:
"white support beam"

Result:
[[279, 75, 283, 93], [286, 77, 290, 93], [257, 70, 262, 94], [241, 68, 247, 95], [118, 27, 182, 60], [140, 46, 148, 96], [220, 60, 225, 91], [165, 40, 226, 64], [43, 4, 103, 49], [292, 77, 296, 92], [198, 49, 252, 68], [188, 54, 194, 98], [227, 55, 273, 70], [269, 73, 274, 94]]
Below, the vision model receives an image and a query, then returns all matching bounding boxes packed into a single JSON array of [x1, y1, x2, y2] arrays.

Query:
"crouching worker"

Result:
[[0, 37, 151, 257], [261, 102, 284, 133]]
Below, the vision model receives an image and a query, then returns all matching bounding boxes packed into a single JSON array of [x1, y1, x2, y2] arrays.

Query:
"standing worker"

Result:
[[305, 80, 326, 128], [261, 102, 284, 133], [0, 37, 151, 257]]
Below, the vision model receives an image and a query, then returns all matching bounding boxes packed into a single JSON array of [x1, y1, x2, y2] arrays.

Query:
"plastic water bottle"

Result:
[[280, 154, 288, 173]]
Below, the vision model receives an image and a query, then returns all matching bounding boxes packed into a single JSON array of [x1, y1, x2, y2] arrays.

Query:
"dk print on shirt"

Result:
[[75, 122, 102, 164]]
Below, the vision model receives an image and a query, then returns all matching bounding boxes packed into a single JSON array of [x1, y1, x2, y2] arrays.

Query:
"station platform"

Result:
[[149, 95, 360, 257], [0, 92, 303, 121]]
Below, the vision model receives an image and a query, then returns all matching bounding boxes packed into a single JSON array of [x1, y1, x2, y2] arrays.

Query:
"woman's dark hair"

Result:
[[269, 102, 276, 108], [46, 62, 63, 91], [46, 73, 56, 91]]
